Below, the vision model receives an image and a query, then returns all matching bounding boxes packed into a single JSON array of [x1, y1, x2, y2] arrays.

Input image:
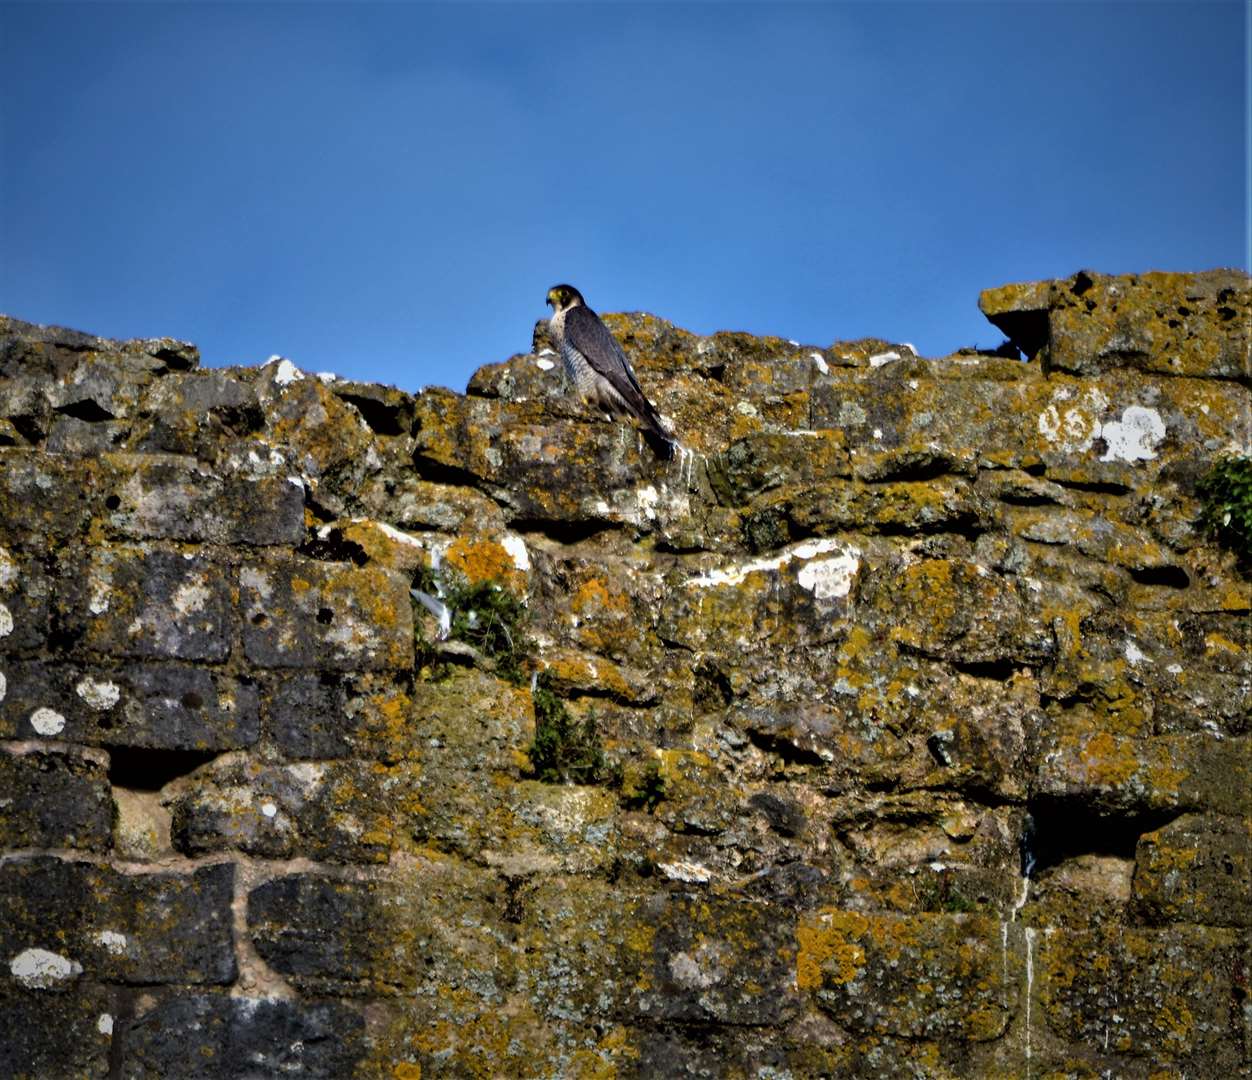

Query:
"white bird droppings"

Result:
[[97, 1013, 114, 1036], [657, 860, 711, 884], [796, 550, 861, 600], [690, 538, 860, 599], [0, 546, 15, 588], [810, 352, 829, 374], [1124, 640, 1150, 665], [10, 948, 82, 989], [270, 358, 305, 386], [868, 350, 901, 368], [501, 533, 531, 572], [0, 602, 12, 639], [30, 707, 66, 737], [172, 579, 211, 615], [1099, 405, 1166, 463], [260, 802, 279, 818], [93, 930, 127, 955], [376, 521, 424, 549], [535, 357, 555, 371], [0, 670, 6, 703], [76, 677, 121, 711]]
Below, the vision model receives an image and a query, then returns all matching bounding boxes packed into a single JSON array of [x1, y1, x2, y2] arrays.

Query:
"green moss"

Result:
[[1197, 454, 1252, 563], [528, 685, 617, 786], [412, 565, 530, 684]]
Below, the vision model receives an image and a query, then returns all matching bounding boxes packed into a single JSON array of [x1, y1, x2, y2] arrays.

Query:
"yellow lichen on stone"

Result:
[[796, 908, 869, 990]]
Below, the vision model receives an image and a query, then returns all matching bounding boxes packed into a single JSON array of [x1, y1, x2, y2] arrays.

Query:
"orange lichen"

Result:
[[796, 908, 869, 990]]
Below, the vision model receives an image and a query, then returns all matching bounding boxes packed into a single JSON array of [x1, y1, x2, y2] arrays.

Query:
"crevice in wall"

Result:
[[55, 398, 115, 422], [1127, 565, 1191, 589], [1021, 797, 1180, 877], [337, 393, 409, 436], [107, 746, 219, 792]]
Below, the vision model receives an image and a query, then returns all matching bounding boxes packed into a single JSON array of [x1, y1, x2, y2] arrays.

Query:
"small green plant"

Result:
[[528, 684, 614, 785], [1197, 454, 1252, 562], [411, 565, 530, 684]]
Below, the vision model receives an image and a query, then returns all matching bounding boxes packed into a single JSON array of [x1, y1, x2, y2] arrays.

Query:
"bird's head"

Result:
[[546, 284, 584, 312]]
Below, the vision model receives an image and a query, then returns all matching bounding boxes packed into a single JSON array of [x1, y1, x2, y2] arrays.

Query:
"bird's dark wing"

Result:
[[563, 304, 648, 401], [563, 303, 675, 457]]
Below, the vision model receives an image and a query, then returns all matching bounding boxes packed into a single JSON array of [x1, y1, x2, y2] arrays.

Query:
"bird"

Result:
[[545, 284, 675, 457]]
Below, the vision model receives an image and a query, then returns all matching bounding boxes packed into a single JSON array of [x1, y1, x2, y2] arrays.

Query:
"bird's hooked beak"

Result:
[[545, 290, 556, 308]]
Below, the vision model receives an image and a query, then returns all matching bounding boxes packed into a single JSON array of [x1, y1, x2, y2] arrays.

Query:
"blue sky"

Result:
[[2, 2, 1246, 392]]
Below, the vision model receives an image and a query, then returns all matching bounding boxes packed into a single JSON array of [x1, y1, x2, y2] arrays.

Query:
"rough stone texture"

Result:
[[0, 746, 113, 850], [0, 272, 1249, 1076], [0, 857, 236, 986]]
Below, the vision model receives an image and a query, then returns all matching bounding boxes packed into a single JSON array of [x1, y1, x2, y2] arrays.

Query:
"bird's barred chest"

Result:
[[550, 310, 598, 395]]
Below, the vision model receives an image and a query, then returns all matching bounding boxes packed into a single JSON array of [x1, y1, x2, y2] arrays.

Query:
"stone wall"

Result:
[[0, 269, 1248, 1077]]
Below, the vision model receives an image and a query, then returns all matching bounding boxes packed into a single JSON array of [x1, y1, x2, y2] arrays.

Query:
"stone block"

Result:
[[240, 558, 413, 671], [1132, 813, 1252, 927], [0, 984, 113, 1077], [63, 547, 231, 662], [1034, 733, 1252, 816], [248, 874, 407, 992], [869, 558, 1054, 668], [1036, 923, 1244, 1060], [777, 477, 993, 540], [249, 860, 497, 997], [0, 856, 236, 986], [100, 453, 306, 546], [115, 991, 365, 1078], [0, 543, 53, 651], [0, 746, 112, 851], [170, 758, 415, 863], [0, 450, 96, 547], [623, 894, 799, 1026], [0, 662, 258, 750], [796, 910, 1013, 1042], [706, 429, 849, 507], [46, 416, 131, 455], [266, 671, 416, 762]]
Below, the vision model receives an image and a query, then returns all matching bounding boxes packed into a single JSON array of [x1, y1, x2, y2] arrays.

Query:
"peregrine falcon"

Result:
[[545, 284, 675, 457]]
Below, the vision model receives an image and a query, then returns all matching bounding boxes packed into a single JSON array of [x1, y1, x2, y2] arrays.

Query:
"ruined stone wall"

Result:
[[0, 269, 1248, 1078]]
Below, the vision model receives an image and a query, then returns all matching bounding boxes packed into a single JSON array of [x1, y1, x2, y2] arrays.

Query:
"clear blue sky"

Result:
[[2, 2, 1247, 392]]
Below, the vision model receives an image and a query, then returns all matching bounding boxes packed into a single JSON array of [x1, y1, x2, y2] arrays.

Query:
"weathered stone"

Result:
[[0, 273, 1249, 1075], [249, 859, 498, 997], [240, 557, 413, 671], [983, 268, 1252, 379], [46, 415, 132, 455], [61, 547, 232, 661], [1, 314, 196, 381], [0, 450, 97, 547], [171, 756, 415, 863], [797, 910, 1014, 1041], [100, 453, 306, 545], [0, 662, 259, 750], [0, 984, 113, 1077], [872, 558, 1055, 668], [0, 857, 235, 985], [1034, 732, 1252, 816], [115, 991, 366, 1078], [0, 746, 113, 851], [131, 368, 264, 455], [0, 543, 53, 649], [1132, 813, 1252, 927], [266, 671, 416, 761], [624, 893, 800, 1026], [707, 429, 849, 507], [1036, 923, 1244, 1061], [256, 360, 377, 490]]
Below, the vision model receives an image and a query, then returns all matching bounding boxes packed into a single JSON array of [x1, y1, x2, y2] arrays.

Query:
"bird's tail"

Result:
[[640, 401, 677, 460]]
